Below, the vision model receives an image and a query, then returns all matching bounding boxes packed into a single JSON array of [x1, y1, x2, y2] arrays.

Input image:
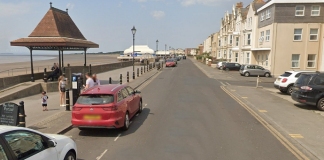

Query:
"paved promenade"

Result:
[[8, 64, 160, 134]]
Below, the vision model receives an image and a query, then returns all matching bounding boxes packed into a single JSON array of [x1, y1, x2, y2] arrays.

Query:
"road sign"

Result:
[[0, 102, 19, 126]]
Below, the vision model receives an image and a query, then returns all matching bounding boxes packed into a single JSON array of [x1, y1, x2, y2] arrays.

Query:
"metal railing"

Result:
[[0, 65, 52, 77]]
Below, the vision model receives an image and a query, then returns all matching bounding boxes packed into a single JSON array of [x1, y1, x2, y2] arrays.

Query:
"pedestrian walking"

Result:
[[58, 75, 66, 107], [83, 72, 95, 91], [41, 91, 49, 111], [92, 73, 101, 86]]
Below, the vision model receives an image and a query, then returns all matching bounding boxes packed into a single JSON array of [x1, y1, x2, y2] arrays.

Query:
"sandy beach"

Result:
[[0, 54, 119, 77]]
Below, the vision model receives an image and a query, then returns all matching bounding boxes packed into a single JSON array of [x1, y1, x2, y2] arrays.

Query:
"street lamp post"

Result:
[[131, 26, 136, 79], [156, 40, 159, 57], [165, 44, 167, 57]]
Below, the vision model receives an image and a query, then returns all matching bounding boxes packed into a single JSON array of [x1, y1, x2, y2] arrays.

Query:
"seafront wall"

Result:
[[0, 61, 133, 90]]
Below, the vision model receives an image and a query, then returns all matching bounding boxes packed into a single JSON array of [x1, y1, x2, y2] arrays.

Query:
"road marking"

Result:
[[226, 82, 231, 85], [220, 82, 226, 86], [259, 110, 268, 113], [96, 149, 108, 160], [242, 97, 248, 99], [114, 134, 121, 141], [220, 86, 309, 160], [289, 134, 304, 138], [143, 103, 147, 109]]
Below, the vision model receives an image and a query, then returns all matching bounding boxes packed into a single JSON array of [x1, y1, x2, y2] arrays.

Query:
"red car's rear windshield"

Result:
[[166, 60, 173, 62], [77, 94, 114, 105]]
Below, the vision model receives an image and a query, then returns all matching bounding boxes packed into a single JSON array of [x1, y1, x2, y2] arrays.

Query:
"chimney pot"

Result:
[[66, 8, 68, 13], [50, 2, 52, 8]]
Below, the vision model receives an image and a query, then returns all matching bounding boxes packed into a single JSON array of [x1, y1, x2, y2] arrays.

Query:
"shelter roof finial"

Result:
[[50, 2, 52, 8]]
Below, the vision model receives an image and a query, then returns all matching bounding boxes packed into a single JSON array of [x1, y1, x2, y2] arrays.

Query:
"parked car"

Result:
[[0, 125, 77, 160], [72, 84, 142, 130], [166, 59, 177, 67], [239, 64, 271, 77], [171, 58, 178, 64], [183, 56, 186, 59], [222, 63, 241, 71], [291, 72, 324, 111], [274, 71, 315, 95], [217, 61, 227, 70]]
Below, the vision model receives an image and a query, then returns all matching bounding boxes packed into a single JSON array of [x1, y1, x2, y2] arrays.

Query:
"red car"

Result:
[[71, 84, 142, 130], [165, 59, 177, 67]]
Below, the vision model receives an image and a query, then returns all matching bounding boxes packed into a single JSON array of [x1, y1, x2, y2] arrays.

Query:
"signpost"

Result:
[[0, 102, 19, 126]]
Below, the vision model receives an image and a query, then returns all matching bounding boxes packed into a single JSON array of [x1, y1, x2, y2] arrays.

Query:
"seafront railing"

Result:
[[0, 65, 52, 77]]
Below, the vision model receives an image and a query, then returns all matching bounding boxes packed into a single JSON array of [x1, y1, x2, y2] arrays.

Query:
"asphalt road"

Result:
[[65, 59, 297, 160]]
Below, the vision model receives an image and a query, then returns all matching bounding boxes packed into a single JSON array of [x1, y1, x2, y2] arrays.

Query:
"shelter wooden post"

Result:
[[61, 50, 64, 69], [58, 50, 62, 75], [29, 47, 35, 82], [84, 48, 87, 66]]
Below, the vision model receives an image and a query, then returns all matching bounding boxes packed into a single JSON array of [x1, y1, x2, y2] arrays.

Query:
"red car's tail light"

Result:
[[73, 107, 82, 111], [281, 78, 287, 83], [102, 106, 118, 111], [301, 86, 312, 91]]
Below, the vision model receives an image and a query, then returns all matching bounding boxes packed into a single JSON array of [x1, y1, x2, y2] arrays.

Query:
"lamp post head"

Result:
[[131, 26, 136, 35], [156, 40, 159, 43]]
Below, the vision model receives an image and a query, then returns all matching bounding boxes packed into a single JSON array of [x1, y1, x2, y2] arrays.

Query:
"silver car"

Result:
[[239, 64, 271, 77]]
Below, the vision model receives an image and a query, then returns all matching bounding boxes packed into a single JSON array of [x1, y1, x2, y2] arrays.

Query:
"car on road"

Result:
[[274, 71, 315, 95], [166, 59, 177, 67], [72, 84, 142, 130], [239, 64, 271, 77], [222, 63, 241, 71], [217, 61, 227, 70], [0, 125, 77, 160], [291, 72, 324, 111]]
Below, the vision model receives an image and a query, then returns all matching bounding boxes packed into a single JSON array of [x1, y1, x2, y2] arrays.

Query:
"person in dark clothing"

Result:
[[47, 63, 60, 81]]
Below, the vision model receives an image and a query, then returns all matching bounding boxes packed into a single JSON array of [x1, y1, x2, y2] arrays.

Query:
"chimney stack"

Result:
[[236, 2, 243, 8], [50, 2, 52, 8]]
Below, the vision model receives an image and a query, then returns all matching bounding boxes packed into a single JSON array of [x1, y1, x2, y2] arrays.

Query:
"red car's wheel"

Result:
[[122, 112, 130, 130]]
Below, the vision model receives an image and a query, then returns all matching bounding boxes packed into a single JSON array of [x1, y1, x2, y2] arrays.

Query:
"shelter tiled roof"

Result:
[[11, 6, 98, 49]]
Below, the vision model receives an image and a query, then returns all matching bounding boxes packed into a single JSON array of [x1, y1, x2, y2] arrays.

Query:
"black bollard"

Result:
[[18, 101, 26, 127], [120, 74, 122, 84], [137, 68, 139, 77], [133, 71, 135, 80], [89, 64, 92, 75], [65, 89, 70, 111], [144, 65, 146, 73], [147, 64, 149, 71], [43, 68, 47, 82], [127, 72, 129, 83], [109, 77, 112, 84], [141, 67, 143, 75]]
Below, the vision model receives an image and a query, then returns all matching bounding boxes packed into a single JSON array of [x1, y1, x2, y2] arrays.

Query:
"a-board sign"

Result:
[[0, 102, 19, 126]]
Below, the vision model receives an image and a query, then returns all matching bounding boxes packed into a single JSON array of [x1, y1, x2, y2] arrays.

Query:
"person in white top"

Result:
[[41, 91, 49, 111], [92, 73, 101, 86], [83, 72, 95, 91]]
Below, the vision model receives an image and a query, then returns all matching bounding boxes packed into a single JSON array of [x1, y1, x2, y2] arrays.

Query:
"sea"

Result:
[[0, 54, 56, 64]]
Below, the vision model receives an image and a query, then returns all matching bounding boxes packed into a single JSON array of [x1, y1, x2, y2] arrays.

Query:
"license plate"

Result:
[[83, 115, 101, 120]]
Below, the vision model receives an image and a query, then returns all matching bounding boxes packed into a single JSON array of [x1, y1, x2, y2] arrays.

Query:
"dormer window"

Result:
[[295, 5, 305, 16], [311, 6, 320, 16], [266, 9, 271, 19], [260, 12, 265, 21]]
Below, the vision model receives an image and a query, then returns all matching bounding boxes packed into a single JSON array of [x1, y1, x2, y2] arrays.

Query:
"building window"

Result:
[[295, 6, 305, 16], [247, 34, 251, 45], [229, 35, 233, 45], [291, 54, 300, 68], [294, 29, 302, 41], [246, 52, 250, 64], [311, 6, 320, 16], [310, 29, 318, 41], [224, 37, 227, 45], [260, 12, 265, 21], [307, 54, 316, 68], [229, 50, 232, 59], [236, 37, 239, 46], [218, 51, 221, 57], [224, 50, 227, 58], [266, 30, 270, 41], [235, 53, 238, 62], [218, 40, 221, 46], [261, 31, 264, 40], [265, 54, 269, 66], [266, 9, 271, 19]]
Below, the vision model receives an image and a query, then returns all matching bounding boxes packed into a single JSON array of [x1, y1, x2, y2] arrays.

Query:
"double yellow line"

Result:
[[220, 86, 309, 160]]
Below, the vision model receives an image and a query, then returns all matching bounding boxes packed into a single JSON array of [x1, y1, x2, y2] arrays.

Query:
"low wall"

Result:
[[0, 61, 133, 90]]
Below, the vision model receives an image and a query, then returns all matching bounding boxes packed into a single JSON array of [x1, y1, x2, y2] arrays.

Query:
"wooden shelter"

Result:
[[10, 2, 99, 82]]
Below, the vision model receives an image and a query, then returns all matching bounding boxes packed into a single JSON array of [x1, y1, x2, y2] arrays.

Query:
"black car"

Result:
[[222, 63, 241, 71], [183, 56, 186, 59], [291, 72, 324, 111]]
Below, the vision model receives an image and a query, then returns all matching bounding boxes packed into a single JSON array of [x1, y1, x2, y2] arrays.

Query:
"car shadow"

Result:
[[77, 108, 150, 137], [294, 103, 317, 111]]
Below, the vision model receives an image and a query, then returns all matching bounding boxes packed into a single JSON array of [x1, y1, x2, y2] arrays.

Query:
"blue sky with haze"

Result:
[[0, 0, 252, 54]]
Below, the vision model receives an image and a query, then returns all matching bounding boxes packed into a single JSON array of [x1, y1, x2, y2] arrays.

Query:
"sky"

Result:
[[0, 0, 253, 54]]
